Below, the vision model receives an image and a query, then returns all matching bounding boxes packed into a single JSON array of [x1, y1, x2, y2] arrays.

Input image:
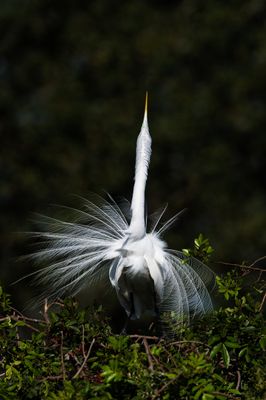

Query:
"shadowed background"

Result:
[[0, 0, 265, 308]]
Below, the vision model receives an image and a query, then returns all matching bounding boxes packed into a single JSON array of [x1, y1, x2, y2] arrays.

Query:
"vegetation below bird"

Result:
[[1, 238, 265, 400]]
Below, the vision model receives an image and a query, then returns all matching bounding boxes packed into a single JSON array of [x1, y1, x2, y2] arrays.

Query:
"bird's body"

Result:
[[110, 233, 165, 320], [27, 94, 215, 331]]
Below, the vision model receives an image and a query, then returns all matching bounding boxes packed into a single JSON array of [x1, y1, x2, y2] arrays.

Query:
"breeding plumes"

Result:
[[26, 94, 215, 331]]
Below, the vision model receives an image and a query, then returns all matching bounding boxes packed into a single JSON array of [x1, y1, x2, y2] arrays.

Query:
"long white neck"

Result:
[[128, 95, 152, 239]]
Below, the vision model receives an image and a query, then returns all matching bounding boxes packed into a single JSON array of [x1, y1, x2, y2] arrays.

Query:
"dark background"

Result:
[[1, 0, 266, 307]]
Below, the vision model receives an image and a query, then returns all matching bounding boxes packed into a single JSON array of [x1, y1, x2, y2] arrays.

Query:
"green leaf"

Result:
[[194, 238, 200, 248], [224, 340, 241, 349], [18, 341, 27, 350], [239, 347, 248, 358], [208, 335, 221, 346], [221, 344, 230, 368], [259, 336, 266, 351], [202, 394, 215, 400], [164, 373, 177, 379], [210, 342, 222, 358], [182, 248, 190, 256]]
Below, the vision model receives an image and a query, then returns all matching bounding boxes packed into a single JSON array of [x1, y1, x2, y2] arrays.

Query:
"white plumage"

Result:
[[27, 94, 215, 330]]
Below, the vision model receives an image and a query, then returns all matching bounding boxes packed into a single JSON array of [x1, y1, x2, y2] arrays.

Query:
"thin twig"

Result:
[[152, 377, 178, 399], [129, 334, 160, 340], [74, 338, 95, 379], [143, 338, 154, 371], [43, 299, 50, 324], [12, 316, 40, 332], [60, 331, 66, 381], [81, 325, 86, 358], [17, 315, 45, 325], [255, 270, 263, 283], [0, 316, 10, 322], [259, 292, 266, 312], [170, 340, 208, 347], [236, 370, 241, 391], [163, 347, 178, 368], [249, 255, 266, 267], [40, 375, 63, 381], [211, 391, 240, 399], [10, 307, 46, 323], [0, 315, 40, 332], [217, 261, 266, 273], [52, 301, 65, 307]]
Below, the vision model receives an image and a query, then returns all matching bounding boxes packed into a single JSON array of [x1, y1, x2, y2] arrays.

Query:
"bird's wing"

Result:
[[23, 196, 129, 303], [158, 252, 215, 324], [169, 250, 216, 292]]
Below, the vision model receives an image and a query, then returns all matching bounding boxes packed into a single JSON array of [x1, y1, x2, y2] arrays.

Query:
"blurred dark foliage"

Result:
[[0, 0, 266, 307]]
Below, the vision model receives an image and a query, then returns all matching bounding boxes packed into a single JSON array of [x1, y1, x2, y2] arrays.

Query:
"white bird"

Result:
[[27, 94, 215, 331]]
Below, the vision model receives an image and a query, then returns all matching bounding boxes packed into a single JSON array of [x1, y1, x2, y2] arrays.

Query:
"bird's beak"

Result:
[[145, 91, 148, 114], [143, 91, 148, 125]]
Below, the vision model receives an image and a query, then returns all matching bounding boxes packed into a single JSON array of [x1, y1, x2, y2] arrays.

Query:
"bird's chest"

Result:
[[122, 259, 151, 283]]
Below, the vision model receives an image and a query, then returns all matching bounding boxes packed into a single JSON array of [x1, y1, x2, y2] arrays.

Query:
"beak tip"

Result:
[[145, 91, 148, 114]]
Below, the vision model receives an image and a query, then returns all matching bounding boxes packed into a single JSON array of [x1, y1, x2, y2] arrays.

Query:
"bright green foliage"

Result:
[[0, 268, 265, 400], [183, 233, 214, 264], [216, 272, 242, 301]]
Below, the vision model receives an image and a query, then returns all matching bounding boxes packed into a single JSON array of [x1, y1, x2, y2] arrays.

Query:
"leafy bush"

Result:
[[0, 239, 265, 399]]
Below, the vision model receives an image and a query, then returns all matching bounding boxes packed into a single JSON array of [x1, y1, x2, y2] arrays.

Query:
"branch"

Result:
[[0, 315, 40, 332], [129, 334, 160, 341], [249, 255, 266, 267], [73, 338, 95, 379], [60, 331, 66, 381], [236, 370, 241, 391], [152, 377, 178, 399], [10, 307, 46, 324], [143, 338, 154, 371], [217, 260, 266, 273], [0, 316, 10, 322], [81, 325, 86, 358], [170, 340, 208, 347], [43, 299, 50, 324], [40, 375, 63, 381], [211, 391, 240, 399], [259, 292, 266, 312]]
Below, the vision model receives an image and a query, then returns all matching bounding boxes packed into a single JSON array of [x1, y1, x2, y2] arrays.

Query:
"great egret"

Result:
[[26, 94, 215, 331]]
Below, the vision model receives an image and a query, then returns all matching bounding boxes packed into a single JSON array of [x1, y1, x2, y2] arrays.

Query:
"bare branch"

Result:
[[217, 256, 266, 273], [0, 315, 40, 332], [39, 375, 63, 381], [249, 255, 266, 267], [152, 377, 178, 399], [60, 331, 66, 381], [11, 307, 46, 323], [211, 391, 240, 399], [143, 338, 154, 371], [129, 334, 160, 341], [73, 338, 95, 379], [170, 340, 208, 347], [43, 299, 50, 324], [81, 325, 86, 358], [259, 292, 266, 312], [236, 370, 241, 391]]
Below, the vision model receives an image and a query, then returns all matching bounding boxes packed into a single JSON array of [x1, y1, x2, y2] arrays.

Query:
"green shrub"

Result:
[[0, 241, 265, 399]]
